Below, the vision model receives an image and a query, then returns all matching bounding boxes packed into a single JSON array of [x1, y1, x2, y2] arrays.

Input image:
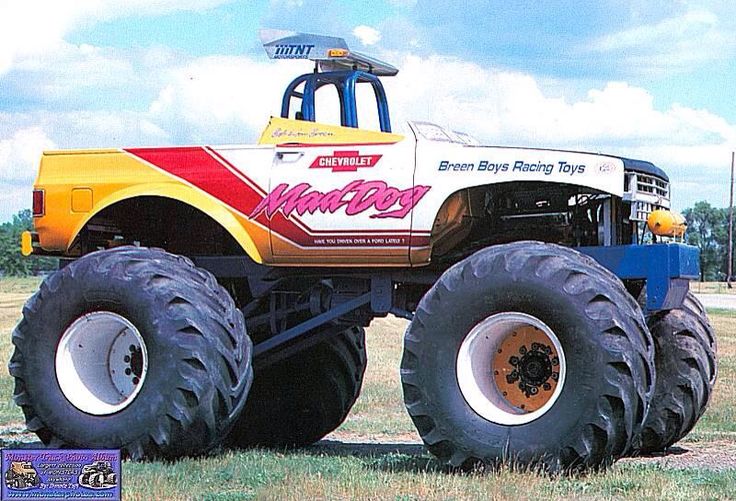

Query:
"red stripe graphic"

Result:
[[125, 147, 430, 249]]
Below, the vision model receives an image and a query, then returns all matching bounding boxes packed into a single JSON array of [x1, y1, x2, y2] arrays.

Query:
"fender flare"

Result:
[[68, 182, 264, 263]]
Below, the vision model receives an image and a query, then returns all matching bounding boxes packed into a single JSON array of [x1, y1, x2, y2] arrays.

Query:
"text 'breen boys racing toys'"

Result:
[[15, 30, 715, 472]]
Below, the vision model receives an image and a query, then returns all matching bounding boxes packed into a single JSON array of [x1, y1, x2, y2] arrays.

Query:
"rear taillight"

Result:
[[32, 189, 45, 216]]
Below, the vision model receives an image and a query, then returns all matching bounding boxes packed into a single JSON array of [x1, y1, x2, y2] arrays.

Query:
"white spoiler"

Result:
[[259, 29, 398, 76]]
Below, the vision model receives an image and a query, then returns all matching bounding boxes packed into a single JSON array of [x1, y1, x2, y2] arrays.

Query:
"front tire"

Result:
[[636, 292, 717, 453], [401, 242, 654, 472], [9, 247, 253, 460]]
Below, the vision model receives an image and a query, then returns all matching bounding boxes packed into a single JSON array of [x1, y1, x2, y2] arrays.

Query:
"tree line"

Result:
[[0, 210, 57, 276], [0, 203, 733, 280], [683, 201, 734, 282]]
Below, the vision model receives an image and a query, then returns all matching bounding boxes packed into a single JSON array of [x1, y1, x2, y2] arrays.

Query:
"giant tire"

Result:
[[635, 292, 717, 453], [401, 241, 655, 472], [9, 247, 253, 460], [227, 325, 366, 448]]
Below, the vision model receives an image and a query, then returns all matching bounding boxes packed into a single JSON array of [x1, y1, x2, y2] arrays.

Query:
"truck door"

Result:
[[259, 134, 421, 265]]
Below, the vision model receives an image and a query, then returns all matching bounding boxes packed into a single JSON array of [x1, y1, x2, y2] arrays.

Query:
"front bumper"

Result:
[[578, 243, 699, 312]]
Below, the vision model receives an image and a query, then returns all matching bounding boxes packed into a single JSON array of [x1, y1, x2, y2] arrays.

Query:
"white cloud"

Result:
[[148, 56, 308, 144], [0, 128, 55, 185], [0, 127, 56, 220], [381, 51, 735, 209], [353, 25, 382, 46], [585, 9, 736, 75], [0, 0, 232, 75]]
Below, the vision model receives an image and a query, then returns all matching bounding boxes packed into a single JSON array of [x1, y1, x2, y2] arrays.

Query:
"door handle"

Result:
[[276, 151, 304, 163]]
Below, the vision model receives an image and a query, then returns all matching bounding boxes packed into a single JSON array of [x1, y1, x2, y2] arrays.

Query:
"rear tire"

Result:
[[636, 292, 717, 453], [9, 247, 253, 460], [401, 241, 654, 472], [227, 325, 366, 448]]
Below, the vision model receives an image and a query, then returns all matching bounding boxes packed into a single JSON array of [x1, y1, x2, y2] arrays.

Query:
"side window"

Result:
[[314, 84, 342, 126], [355, 83, 382, 131]]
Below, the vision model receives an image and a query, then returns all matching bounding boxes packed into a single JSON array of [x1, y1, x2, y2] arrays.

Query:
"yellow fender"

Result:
[[69, 182, 263, 263]]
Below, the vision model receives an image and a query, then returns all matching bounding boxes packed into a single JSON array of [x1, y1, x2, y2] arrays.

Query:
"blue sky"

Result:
[[1, 0, 735, 221]]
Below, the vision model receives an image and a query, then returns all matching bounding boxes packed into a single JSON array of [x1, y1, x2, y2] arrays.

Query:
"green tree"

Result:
[[683, 202, 727, 281], [0, 209, 57, 276]]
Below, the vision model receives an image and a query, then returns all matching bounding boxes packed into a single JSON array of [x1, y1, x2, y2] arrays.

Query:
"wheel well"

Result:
[[75, 196, 243, 256], [429, 182, 631, 262]]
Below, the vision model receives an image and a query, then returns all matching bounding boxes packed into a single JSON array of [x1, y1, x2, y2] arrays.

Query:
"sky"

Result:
[[1, 0, 735, 221]]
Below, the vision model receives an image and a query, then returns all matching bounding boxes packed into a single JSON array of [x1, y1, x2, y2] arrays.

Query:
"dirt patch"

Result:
[[319, 432, 736, 471], [619, 440, 736, 471]]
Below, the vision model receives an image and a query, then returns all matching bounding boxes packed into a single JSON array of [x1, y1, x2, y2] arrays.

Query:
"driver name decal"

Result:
[[250, 180, 430, 219]]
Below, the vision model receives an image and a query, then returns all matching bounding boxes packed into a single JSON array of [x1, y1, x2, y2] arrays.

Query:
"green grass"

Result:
[[690, 310, 736, 438], [117, 451, 736, 501], [0, 280, 735, 500]]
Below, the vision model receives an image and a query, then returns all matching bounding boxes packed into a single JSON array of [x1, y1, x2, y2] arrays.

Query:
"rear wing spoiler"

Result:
[[259, 29, 398, 76]]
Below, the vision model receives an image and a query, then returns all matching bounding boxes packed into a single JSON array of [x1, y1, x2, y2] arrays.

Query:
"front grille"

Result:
[[636, 174, 669, 198], [625, 172, 669, 222]]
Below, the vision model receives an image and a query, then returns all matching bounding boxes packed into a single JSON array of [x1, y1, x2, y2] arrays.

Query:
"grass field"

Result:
[[0, 278, 734, 500]]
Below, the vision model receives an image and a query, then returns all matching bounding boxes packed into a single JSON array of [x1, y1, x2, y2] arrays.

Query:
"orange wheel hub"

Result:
[[492, 325, 560, 413]]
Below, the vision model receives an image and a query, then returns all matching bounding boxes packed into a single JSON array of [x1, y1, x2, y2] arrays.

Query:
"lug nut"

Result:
[[509, 356, 519, 366], [519, 345, 527, 355], [543, 383, 551, 391]]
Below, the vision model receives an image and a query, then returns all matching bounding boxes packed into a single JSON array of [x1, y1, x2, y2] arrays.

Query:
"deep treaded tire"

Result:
[[636, 292, 717, 453], [9, 246, 253, 460], [228, 326, 366, 448], [401, 241, 655, 472]]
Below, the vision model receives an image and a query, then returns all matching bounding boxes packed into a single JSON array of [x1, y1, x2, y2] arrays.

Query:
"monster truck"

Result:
[[79, 461, 117, 489], [5, 461, 40, 490], [13, 30, 716, 472]]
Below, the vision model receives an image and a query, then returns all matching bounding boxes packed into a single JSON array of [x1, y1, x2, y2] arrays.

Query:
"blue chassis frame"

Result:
[[228, 243, 700, 359]]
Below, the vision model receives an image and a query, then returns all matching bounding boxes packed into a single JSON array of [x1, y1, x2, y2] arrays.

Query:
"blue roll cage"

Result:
[[280, 70, 393, 133]]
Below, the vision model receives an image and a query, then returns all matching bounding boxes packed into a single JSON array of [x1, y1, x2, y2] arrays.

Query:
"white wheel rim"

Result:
[[55, 312, 148, 415], [456, 312, 566, 425]]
